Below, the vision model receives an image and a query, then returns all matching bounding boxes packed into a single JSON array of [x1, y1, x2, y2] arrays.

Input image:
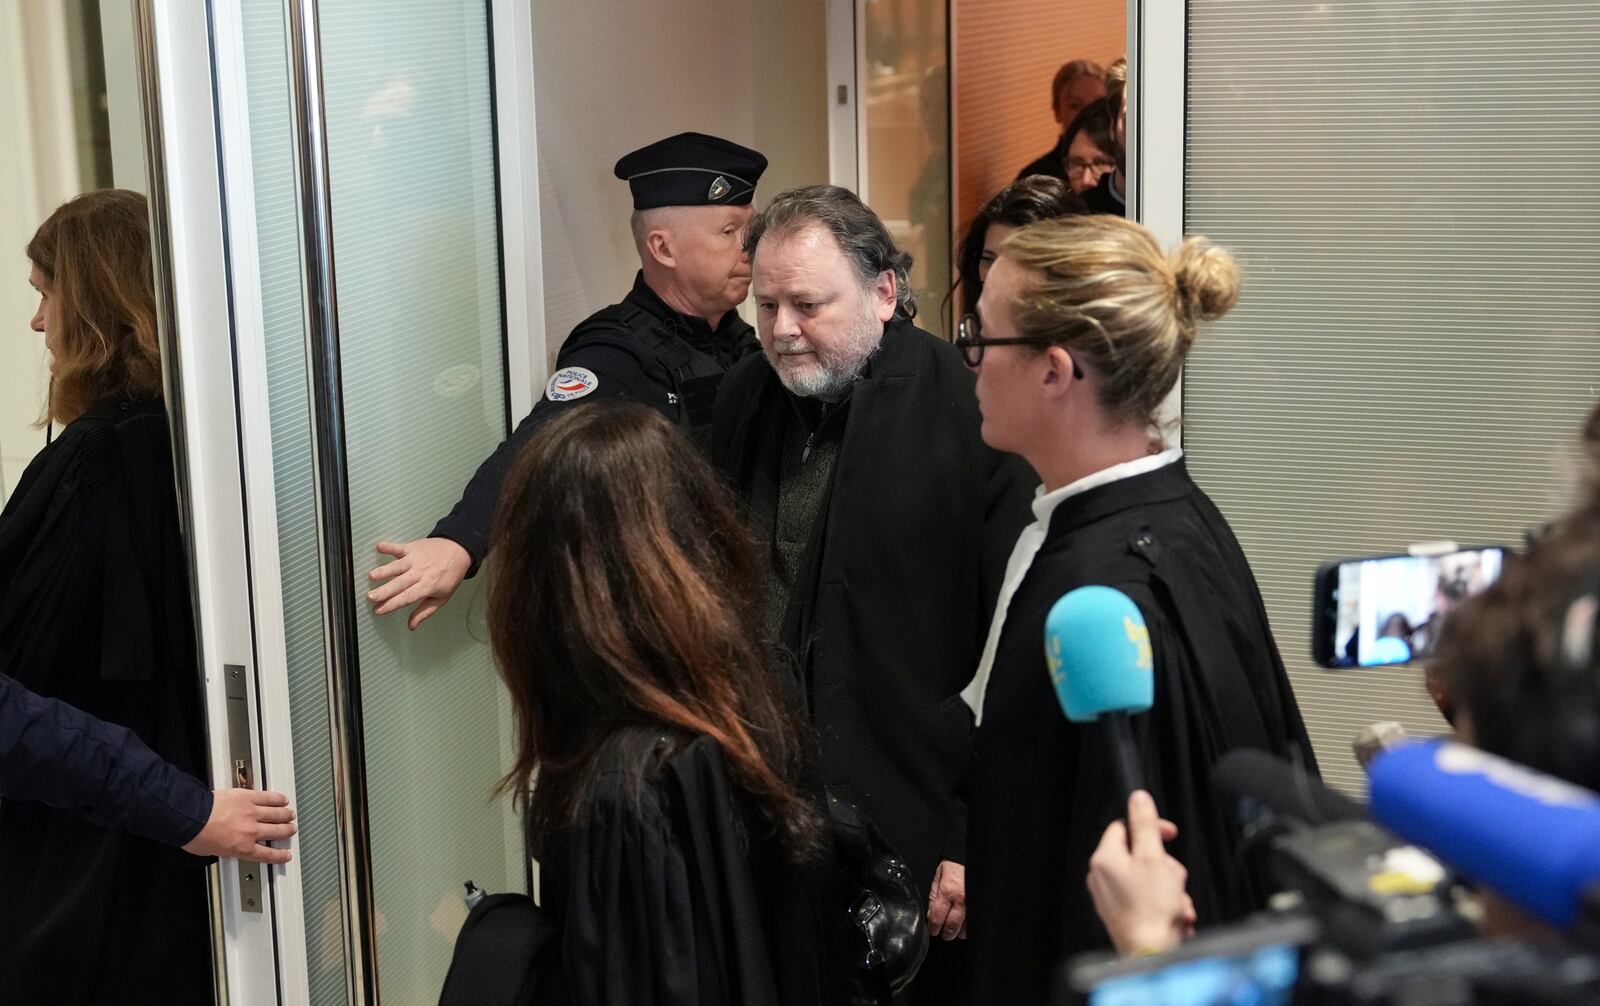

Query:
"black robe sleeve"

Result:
[[0, 670, 211, 848], [551, 733, 845, 1006], [1055, 580, 1262, 947], [561, 771, 702, 1005]]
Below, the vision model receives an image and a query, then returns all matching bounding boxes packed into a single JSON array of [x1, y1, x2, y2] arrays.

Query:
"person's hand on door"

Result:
[[367, 537, 472, 630], [183, 788, 296, 862]]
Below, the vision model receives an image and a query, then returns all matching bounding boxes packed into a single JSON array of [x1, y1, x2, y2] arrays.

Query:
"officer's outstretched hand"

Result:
[[367, 537, 472, 630], [184, 788, 296, 863]]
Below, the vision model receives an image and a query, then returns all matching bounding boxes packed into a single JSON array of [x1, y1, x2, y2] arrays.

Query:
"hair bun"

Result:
[[1171, 236, 1240, 323]]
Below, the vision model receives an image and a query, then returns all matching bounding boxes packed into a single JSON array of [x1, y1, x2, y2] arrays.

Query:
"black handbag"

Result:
[[827, 792, 931, 1006]]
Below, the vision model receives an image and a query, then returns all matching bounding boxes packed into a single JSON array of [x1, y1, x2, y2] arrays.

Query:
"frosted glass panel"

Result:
[[238, 1, 346, 1000], [318, 1, 518, 1002], [1182, 0, 1600, 796], [241, 0, 517, 1000]]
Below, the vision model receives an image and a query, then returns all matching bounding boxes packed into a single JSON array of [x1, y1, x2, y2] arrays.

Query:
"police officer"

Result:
[[367, 132, 767, 628]]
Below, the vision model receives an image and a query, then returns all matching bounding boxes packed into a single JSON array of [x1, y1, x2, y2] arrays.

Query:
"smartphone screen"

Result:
[[1064, 914, 1317, 1006], [1313, 547, 1507, 668], [1084, 943, 1299, 1006]]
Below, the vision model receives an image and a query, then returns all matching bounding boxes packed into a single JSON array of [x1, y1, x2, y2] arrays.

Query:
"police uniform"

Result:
[[430, 132, 766, 569]]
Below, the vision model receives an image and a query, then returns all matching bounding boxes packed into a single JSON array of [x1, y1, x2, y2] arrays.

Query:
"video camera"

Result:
[[1057, 740, 1600, 1005]]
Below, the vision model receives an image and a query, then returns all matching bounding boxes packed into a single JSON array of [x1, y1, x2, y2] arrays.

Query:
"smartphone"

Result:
[[1311, 546, 1508, 668]]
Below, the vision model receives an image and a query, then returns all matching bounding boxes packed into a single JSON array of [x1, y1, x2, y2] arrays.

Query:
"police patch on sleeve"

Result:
[[545, 366, 600, 402]]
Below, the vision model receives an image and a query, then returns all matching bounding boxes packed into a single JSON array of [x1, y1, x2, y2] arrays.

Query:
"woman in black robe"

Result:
[[953, 215, 1317, 1001], [487, 403, 847, 1005], [0, 190, 212, 1002]]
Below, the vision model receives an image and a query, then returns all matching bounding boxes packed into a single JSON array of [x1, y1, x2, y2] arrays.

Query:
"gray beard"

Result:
[[770, 314, 883, 401]]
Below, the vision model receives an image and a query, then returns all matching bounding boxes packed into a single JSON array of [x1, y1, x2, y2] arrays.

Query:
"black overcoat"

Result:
[[964, 459, 1316, 1002], [0, 399, 211, 1004], [711, 319, 1035, 890]]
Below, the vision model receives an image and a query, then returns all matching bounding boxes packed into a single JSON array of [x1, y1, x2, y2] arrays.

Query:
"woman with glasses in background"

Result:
[[1058, 99, 1119, 196], [952, 215, 1315, 1002]]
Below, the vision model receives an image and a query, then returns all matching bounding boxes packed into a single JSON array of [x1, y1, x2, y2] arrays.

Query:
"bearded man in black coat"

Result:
[[711, 185, 1035, 1001]]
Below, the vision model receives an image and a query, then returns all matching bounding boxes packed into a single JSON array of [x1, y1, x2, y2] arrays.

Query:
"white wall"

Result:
[[0, 1, 144, 504], [0, 2, 73, 503], [531, 1, 830, 366], [99, 0, 147, 191]]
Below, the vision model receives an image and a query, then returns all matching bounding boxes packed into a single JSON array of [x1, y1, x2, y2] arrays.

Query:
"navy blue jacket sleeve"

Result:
[[0, 671, 212, 848], [429, 342, 673, 573]]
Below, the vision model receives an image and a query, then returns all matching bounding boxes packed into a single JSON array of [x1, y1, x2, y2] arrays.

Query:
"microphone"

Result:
[[1369, 740, 1600, 931], [1044, 585, 1154, 806], [1213, 748, 1368, 829], [1212, 748, 1474, 956]]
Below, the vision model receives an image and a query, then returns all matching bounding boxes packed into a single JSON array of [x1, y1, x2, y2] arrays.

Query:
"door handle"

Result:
[[225, 664, 265, 913]]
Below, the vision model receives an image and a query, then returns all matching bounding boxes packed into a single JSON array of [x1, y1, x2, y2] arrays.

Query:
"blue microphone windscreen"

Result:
[[1044, 585, 1155, 723], [1369, 740, 1600, 929]]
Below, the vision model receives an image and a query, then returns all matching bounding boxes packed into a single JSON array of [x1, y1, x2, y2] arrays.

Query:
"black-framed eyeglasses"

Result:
[[955, 314, 1084, 377]]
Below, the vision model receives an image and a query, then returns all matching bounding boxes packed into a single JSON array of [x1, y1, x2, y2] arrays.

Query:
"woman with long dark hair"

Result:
[[0, 190, 212, 1001], [489, 403, 844, 1004], [951, 175, 1084, 321]]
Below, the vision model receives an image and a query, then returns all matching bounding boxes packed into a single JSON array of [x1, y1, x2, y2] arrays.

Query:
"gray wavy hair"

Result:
[[744, 184, 917, 321]]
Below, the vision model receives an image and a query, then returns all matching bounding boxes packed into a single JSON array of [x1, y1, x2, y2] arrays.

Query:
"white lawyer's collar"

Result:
[[1030, 448, 1184, 526]]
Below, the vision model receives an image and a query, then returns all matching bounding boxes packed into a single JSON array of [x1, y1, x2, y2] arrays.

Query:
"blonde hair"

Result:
[[1001, 214, 1239, 427], [1105, 57, 1129, 120], [27, 189, 162, 426]]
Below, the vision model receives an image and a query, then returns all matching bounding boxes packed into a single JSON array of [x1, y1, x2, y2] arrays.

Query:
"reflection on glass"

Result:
[[240, 0, 518, 1000], [862, 0, 950, 338], [318, 1, 518, 1002]]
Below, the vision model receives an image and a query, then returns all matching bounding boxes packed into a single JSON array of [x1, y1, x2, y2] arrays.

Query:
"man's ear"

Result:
[[1040, 346, 1078, 400], [646, 228, 676, 269], [872, 269, 897, 323]]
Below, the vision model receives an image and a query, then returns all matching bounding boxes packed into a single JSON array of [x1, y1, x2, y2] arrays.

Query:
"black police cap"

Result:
[[613, 132, 768, 210]]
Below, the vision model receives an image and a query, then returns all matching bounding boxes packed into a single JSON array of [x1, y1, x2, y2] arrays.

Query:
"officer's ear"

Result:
[[645, 227, 676, 269]]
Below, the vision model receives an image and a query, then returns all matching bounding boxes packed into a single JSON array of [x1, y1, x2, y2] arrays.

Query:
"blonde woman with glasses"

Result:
[[953, 215, 1315, 1001]]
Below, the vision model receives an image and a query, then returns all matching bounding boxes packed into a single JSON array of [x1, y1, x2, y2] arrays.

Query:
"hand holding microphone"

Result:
[[1086, 790, 1195, 957]]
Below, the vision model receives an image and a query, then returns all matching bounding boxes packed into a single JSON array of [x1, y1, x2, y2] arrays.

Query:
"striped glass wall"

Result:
[[1183, 0, 1600, 796]]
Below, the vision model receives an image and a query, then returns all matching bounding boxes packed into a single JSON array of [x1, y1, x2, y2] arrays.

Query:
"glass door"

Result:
[[827, 0, 953, 336], [136, 0, 543, 1000]]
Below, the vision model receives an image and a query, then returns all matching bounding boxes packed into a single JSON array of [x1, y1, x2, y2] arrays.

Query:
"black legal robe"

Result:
[[964, 460, 1316, 1003], [0, 399, 211, 1004], [1016, 137, 1070, 184], [539, 727, 847, 1006]]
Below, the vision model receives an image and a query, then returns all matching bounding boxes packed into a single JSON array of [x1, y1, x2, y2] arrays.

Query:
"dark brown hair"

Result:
[[488, 404, 823, 858], [746, 183, 917, 320], [1063, 98, 1115, 170], [954, 175, 1085, 317], [1431, 509, 1600, 793], [27, 189, 162, 426]]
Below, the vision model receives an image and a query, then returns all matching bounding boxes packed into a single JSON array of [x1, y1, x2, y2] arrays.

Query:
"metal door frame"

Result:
[[134, 0, 545, 1000]]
